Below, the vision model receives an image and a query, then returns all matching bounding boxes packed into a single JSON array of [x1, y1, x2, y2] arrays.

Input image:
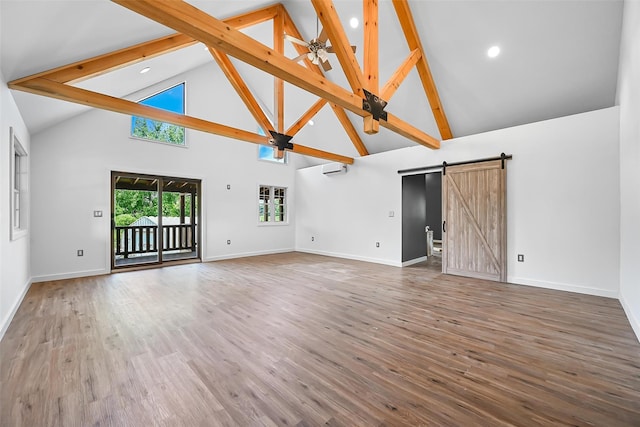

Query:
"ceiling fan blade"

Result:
[[318, 28, 329, 44], [324, 45, 356, 54], [321, 59, 332, 72], [292, 53, 309, 63], [284, 33, 309, 47]]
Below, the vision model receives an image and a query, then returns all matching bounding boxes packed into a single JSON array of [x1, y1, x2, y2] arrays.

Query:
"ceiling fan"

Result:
[[285, 22, 356, 72]]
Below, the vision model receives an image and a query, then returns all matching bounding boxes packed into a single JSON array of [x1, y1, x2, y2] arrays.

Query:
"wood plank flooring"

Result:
[[1, 253, 639, 426]]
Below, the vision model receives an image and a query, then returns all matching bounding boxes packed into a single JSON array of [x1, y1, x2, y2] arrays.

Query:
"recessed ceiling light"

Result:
[[308, 120, 315, 126], [140, 67, 151, 74], [349, 17, 359, 29], [487, 46, 500, 58]]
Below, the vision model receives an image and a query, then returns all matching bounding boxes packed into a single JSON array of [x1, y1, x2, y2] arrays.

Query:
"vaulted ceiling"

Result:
[[1, 0, 624, 165]]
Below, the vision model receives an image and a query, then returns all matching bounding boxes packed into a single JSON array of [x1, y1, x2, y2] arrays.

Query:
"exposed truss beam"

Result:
[[287, 99, 327, 137], [392, 0, 452, 140], [208, 48, 274, 135], [381, 48, 421, 102], [10, 4, 283, 87], [310, 0, 366, 98], [273, 8, 286, 158], [363, 0, 380, 134], [282, 7, 369, 155], [10, 77, 354, 164], [329, 104, 369, 156], [364, 0, 379, 94], [10, 34, 197, 86], [274, 9, 285, 134]]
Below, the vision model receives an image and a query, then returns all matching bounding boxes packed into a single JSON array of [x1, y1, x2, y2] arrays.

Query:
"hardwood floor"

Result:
[[1, 253, 639, 426]]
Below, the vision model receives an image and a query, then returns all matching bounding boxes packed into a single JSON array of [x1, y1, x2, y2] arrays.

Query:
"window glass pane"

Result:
[[259, 186, 270, 222], [257, 127, 286, 163], [131, 83, 186, 146]]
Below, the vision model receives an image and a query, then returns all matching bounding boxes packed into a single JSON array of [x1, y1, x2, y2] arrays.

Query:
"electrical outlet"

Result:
[[227, 184, 231, 190], [227, 239, 231, 245], [311, 236, 315, 242], [517, 254, 524, 262], [376, 242, 380, 248], [77, 249, 84, 257], [389, 211, 395, 217], [93, 210, 103, 217]]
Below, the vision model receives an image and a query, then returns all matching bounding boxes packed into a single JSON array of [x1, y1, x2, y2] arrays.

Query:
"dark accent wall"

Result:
[[402, 174, 427, 262], [425, 172, 442, 241]]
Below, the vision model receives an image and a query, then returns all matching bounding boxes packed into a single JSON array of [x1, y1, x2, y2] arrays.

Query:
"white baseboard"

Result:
[[402, 256, 427, 267], [619, 293, 640, 344], [204, 248, 294, 262], [0, 277, 32, 341], [32, 268, 109, 283], [508, 276, 619, 299], [296, 248, 402, 267]]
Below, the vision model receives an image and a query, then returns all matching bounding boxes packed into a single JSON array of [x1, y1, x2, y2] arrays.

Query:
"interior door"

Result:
[[442, 160, 506, 282]]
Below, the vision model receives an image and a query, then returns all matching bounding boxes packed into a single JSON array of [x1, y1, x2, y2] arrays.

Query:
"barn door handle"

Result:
[[443, 221, 446, 232]]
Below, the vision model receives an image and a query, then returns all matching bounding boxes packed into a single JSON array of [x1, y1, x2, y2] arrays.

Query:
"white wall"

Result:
[[30, 62, 299, 281], [617, 0, 640, 341], [1, 71, 31, 338], [296, 108, 621, 298]]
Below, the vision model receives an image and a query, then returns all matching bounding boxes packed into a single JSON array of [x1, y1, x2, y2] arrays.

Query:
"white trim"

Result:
[[32, 268, 109, 283], [0, 277, 32, 341], [402, 256, 428, 267], [619, 293, 640, 344], [507, 276, 619, 299], [204, 248, 294, 262], [296, 248, 402, 267]]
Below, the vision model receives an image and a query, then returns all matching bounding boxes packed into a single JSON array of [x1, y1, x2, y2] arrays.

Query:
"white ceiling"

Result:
[[0, 0, 624, 158]]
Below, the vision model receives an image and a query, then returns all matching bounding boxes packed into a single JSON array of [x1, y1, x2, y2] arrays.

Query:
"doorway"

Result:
[[111, 171, 201, 269], [401, 172, 442, 270]]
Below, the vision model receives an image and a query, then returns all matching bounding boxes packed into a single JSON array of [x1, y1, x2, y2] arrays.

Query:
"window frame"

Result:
[[9, 127, 28, 241], [130, 81, 188, 148], [257, 185, 288, 225]]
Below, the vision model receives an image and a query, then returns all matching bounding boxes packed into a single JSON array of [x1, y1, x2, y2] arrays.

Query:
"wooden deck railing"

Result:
[[115, 224, 196, 258]]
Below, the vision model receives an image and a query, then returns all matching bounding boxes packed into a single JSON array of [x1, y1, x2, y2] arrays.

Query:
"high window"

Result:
[[257, 128, 286, 164], [10, 128, 28, 240], [131, 83, 186, 146], [258, 185, 287, 223]]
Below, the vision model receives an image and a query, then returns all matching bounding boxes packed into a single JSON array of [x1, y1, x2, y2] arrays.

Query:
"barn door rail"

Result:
[[397, 153, 513, 175]]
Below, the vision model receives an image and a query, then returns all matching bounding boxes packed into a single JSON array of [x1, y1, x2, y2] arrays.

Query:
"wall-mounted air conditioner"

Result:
[[322, 162, 348, 175]]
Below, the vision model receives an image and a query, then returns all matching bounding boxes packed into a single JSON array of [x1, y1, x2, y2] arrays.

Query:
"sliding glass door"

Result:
[[111, 172, 201, 269]]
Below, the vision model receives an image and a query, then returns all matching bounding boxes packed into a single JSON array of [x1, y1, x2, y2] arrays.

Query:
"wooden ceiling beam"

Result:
[[363, 0, 380, 134], [286, 99, 327, 137], [282, 8, 369, 155], [208, 48, 274, 135], [392, 0, 452, 140], [381, 48, 421, 102], [364, 0, 379, 94], [10, 77, 354, 164], [273, 8, 285, 134], [310, 0, 366, 97], [222, 4, 280, 29], [9, 4, 282, 87], [9, 34, 197, 86], [110, 1, 439, 148], [329, 104, 369, 156]]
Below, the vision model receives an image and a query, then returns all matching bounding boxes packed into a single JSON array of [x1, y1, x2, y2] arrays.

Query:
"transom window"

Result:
[[131, 82, 186, 146], [258, 185, 287, 223]]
